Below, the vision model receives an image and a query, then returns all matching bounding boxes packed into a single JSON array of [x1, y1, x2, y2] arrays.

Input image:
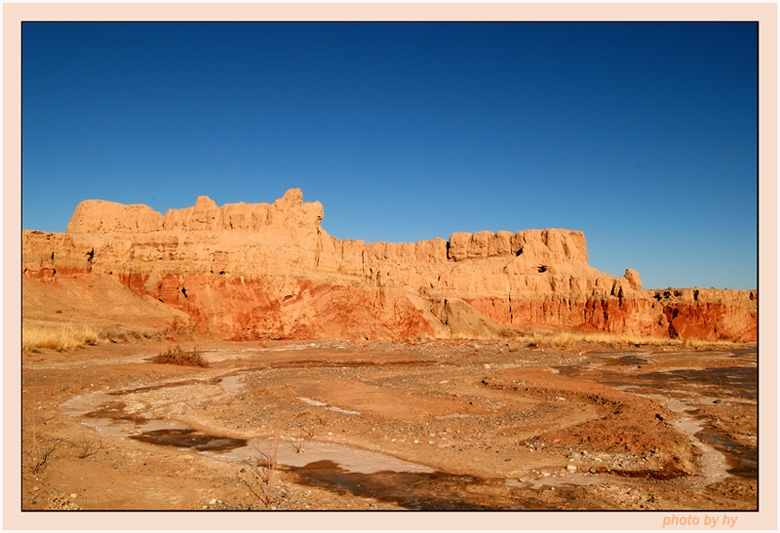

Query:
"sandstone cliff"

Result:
[[23, 189, 757, 342]]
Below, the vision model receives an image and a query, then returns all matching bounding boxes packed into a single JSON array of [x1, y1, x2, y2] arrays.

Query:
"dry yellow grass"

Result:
[[520, 330, 740, 348], [95, 323, 162, 343], [22, 324, 100, 354]]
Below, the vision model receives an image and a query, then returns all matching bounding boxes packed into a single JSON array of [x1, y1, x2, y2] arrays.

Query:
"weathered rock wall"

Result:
[[23, 189, 757, 342]]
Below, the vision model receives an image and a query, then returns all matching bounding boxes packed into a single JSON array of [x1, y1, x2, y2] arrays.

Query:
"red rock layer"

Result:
[[22, 189, 757, 342]]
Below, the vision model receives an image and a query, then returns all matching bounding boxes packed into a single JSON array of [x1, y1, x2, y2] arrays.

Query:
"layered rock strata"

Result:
[[23, 189, 757, 342]]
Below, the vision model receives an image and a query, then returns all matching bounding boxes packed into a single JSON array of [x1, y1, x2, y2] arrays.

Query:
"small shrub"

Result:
[[76, 438, 104, 459], [291, 436, 305, 454], [240, 439, 281, 507], [27, 437, 57, 475], [151, 345, 209, 367]]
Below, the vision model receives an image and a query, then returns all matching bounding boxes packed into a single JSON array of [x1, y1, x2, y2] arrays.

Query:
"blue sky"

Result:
[[22, 22, 757, 290]]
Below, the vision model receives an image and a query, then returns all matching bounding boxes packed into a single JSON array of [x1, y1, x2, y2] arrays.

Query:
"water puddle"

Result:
[[131, 429, 247, 451], [61, 379, 511, 509], [106, 379, 203, 396], [290, 460, 537, 510], [218, 374, 247, 392], [296, 396, 361, 416], [81, 400, 142, 423], [297, 397, 327, 407], [607, 355, 649, 366], [555, 354, 757, 481], [59, 346, 757, 508], [103, 415, 522, 509], [630, 367, 758, 399], [327, 406, 361, 415], [434, 413, 478, 420], [695, 429, 757, 479], [208, 438, 434, 475]]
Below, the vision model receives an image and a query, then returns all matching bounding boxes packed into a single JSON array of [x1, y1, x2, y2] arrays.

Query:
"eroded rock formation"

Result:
[[23, 189, 757, 342]]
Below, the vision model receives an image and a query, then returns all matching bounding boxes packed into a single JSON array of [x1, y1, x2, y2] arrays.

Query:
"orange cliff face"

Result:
[[22, 188, 757, 342]]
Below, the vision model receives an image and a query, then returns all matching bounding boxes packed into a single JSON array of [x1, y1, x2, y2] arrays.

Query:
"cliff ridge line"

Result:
[[24, 189, 756, 342]]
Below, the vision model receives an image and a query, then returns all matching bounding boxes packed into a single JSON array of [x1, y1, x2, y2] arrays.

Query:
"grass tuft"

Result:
[[22, 324, 100, 355], [151, 345, 209, 367]]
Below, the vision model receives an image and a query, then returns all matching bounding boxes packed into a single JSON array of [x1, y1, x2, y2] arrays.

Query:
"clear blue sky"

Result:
[[22, 22, 757, 290]]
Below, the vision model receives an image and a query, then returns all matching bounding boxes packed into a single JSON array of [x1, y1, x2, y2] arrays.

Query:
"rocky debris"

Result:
[[23, 189, 756, 342]]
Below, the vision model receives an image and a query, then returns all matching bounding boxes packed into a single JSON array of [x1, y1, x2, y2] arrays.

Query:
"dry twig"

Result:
[[240, 439, 281, 507], [77, 438, 104, 459]]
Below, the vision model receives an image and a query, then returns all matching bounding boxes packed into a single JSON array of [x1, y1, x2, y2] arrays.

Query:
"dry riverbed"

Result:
[[21, 338, 757, 511]]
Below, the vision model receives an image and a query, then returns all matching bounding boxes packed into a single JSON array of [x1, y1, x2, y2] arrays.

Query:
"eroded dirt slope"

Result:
[[23, 189, 757, 342]]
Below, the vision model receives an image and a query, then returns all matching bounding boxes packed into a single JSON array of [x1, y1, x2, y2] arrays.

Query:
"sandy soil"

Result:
[[21, 338, 757, 511]]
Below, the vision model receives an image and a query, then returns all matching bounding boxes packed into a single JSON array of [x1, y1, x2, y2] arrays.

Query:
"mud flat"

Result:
[[22, 339, 757, 511]]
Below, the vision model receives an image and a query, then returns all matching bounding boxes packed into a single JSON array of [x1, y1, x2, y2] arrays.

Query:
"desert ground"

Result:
[[21, 330, 757, 511]]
